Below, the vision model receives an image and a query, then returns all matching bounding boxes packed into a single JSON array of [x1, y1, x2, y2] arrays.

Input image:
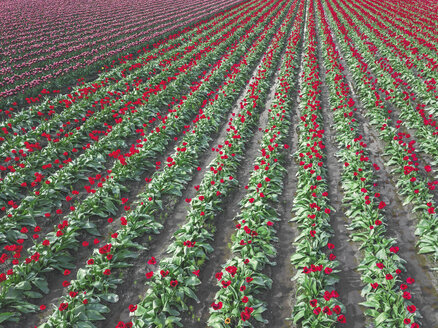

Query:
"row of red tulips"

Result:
[[289, 0, 346, 325]]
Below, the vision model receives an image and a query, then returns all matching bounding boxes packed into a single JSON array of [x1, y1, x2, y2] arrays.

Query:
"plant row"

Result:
[[288, 0, 346, 326]]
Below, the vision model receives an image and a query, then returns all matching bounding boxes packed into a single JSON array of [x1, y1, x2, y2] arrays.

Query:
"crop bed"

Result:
[[0, 0, 438, 327]]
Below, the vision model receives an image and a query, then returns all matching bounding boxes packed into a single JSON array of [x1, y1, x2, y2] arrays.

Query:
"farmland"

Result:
[[0, 0, 438, 327]]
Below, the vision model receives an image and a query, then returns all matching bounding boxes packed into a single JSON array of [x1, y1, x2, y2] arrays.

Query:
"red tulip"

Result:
[[145, 271, 154, 279], [407, 305, 416, 313], [170, 280, 178, 287], [211, 301, 223, 310]]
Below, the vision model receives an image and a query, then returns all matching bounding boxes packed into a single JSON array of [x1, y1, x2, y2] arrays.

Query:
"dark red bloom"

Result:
[[59, 302, 69, 311], [99, 244, 112, 254], [170, 280, 178, 287], [241, 311, 251, 321], [407, 305, 416, 313], [324, 291, 332, 301], [129, 304, 137, 312], [221, 280, 231, 288], [403, 291, 412, 300], [323, 306, 332, 315], [145, 271, 154, 279], [389, 246, 399, 253], [211, 302, 223, 310], [0, 273, 6, 282], [148, 257, 157, 265], [324, 267, 333, 274], [332, 305, 341, 314]]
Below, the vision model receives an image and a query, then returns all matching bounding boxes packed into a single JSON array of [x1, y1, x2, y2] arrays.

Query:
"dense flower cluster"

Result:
[[0, 0, 242, 100], [315, 0, 422, 325]]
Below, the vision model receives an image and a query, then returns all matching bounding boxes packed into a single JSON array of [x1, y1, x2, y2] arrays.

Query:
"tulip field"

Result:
[[1, 0, 438, 327]]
